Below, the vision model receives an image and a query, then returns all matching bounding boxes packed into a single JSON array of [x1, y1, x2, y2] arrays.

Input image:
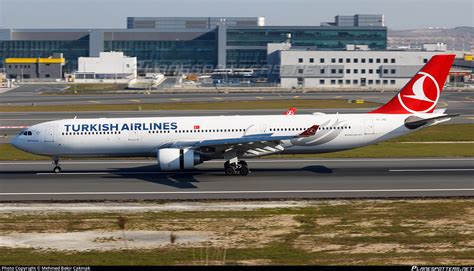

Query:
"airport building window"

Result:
[[361, 69, 366, 74], [319, 79, 325, 85], [320, 58, 325, 63], [331, 69, 336, 74], [354, 58, 358, 63], [391, 69, 396, 74], [345, 79, 351, 84], [383, 58, 388, 63], [338, 69, 343, 74], [423, 58, 428, 63], [391, 58, 396, 63], [309, 58, 314, 63], [376, 80, 381, 84], [338, 58, 343, 63], [298, 68, 304, 74], [353, 69, 358, 74], [368, 79, 374, 84], [338, 79, 343, 84], [298, 58, 303, 63], [331, 58, 336, 63], [369, 58, 373, 63], [331, 79, 336, 85], [346, 58, 351, 63], [320, 69, 325, 74], [383, 80, 388, 85], [376, 58, 381, 63], [346, 69, 350, 74], [353, 79, 358, 84], [361, 58, 366, 63], [390, 79, 396, 84], [369, 69, 373, 74], [383, 69, 388, 74]]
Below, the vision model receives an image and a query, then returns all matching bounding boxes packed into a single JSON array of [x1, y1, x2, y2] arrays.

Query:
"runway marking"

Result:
[[1, 158, 473, 165], [293, 96, 300, 99], [1, 188, 473, 196], [170, 98, 181, 101], [88, 101, 100, 104], [255, 97, 264, 99], [0, 126, 27, 129], [213, 97, 223, 100], [129, 99, 141, 103], [390, 169, 474, 172]]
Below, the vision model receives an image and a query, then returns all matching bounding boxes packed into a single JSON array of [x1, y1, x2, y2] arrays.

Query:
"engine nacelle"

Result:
[[157, 148, 202, 171]]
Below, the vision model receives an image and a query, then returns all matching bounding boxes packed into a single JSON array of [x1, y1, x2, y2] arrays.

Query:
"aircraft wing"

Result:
[[159, 125, 318, 157]]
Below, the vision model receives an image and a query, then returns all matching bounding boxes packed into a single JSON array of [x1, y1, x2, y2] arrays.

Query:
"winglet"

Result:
[[298, 125, 319, 137], [285, 108, 297, 115]]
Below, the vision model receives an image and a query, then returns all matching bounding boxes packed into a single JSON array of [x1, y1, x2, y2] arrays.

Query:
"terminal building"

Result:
[[278, 44, 450, 89], [0, 15, 387, 73]]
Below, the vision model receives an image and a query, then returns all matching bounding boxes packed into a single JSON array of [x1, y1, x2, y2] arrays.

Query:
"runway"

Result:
[[0, 158, 473, 201], [1, 84, 473, 106]]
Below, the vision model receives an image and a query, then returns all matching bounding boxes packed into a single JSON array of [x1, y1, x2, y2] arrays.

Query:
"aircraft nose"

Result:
[[11, 135, 23, 150]]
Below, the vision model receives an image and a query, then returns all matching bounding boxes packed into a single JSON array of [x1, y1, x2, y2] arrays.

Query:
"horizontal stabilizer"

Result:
[[404, 114, 460, 130]]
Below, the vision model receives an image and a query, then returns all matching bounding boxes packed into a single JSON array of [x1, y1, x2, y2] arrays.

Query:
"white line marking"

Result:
[[390, 169, 474, 172], [1, 188, 473, 196]]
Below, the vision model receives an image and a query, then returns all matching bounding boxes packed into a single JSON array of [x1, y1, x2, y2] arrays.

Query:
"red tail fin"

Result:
[[285, 107, 297, 115], [370, 54, 455, 114]]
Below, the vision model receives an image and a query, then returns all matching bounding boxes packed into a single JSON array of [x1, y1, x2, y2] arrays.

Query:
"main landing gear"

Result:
[[52, 157, 61, 173], [224, 160, 249, 176]]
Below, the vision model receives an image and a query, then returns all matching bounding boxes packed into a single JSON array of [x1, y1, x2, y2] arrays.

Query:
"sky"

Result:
[[0, 0, 472, 30]]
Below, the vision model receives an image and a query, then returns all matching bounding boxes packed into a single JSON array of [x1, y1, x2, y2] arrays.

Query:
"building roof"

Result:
[[5, 58, 65, 64]]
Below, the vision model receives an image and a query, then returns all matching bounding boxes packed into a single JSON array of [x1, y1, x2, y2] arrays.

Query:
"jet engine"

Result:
[[157, 148, 202, 171]]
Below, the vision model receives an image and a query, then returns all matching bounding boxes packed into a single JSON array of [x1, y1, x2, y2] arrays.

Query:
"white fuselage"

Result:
[[11, 113, 426, 158]]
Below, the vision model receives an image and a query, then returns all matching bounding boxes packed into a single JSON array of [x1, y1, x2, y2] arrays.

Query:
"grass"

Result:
[[2, 124, 473, 161], [0, 99, 378, 112], [66, 83, 129, 92], [0, 199, 472, 265]]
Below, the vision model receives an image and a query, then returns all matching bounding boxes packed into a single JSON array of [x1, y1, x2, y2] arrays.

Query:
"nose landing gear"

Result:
[[224, 160, 249, 176], [52, 157, 61, 173]]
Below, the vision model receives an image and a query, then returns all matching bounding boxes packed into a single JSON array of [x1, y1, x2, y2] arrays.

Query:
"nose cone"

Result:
[[11, 135, 24, 151]]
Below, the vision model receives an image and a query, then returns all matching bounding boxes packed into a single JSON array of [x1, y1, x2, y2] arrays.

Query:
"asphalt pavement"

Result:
[[0, 158, 472, 201]]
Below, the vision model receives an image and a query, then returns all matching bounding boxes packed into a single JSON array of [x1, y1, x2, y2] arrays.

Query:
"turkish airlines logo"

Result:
[[397, 71, 440, 113]]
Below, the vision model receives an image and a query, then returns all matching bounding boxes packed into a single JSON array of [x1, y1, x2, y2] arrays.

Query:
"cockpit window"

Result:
[[21, 131, 32, 136]]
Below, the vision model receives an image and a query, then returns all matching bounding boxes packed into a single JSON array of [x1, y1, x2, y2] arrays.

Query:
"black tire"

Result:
[[239, 161, 248, 167], [225, 165, 236, 176], [53, 166, 61, 173], [239, 166, 249, 176]]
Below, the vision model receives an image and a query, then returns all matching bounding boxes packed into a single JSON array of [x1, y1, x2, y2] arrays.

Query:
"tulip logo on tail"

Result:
[[370, 54, 454, 114], [398, 71, 440, 113]]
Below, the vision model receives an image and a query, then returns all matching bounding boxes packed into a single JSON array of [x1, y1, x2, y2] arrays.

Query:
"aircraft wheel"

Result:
[[239, 165, 249, 176], [53, 166, 61, 173], [225, 165, 236, 176]]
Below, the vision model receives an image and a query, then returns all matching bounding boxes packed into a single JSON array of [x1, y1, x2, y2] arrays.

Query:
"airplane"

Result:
[[11, 54, 458, 176]]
